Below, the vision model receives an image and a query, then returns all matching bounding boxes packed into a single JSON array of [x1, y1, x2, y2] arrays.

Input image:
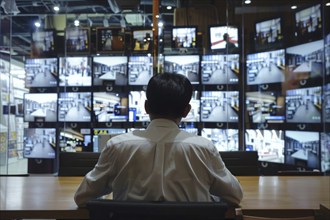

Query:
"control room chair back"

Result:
[[220, 151, 259, 176], [87, 199, 229, 220]]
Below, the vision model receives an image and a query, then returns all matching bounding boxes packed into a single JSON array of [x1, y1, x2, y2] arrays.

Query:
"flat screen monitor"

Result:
[[93, 128, 126, 152], [58, 92, 91, 122], [245, 91, 285, 123], [320, 133, 330, 173], [23, 93, 57, 122], [201, 128, 239, 151], [128, 90, 149, 122], [181, 90, 200, 122], [200, 91, 239, 122], [326, 33, 330, 76], [96, 27, 125, 53], [31, 29, 56, 57], [132, 29, 153, 52], [285, 130, 320, 169], [59, 128, 92, 152], [128, 56, 153, 85], [254, 18, 283, 51], [93, 92, 128, 122], [164, 55, 200, 84], [93, 56, 128, 86], [209, 25, 238, 53], [65, 28, 90, 54], [285, 86, 321, 123], [171, 26, 197, 49], [246, 49, 285, 85], [295, 4, 322, 43], [286, 40, 324, 81], [23, 128, 56, 159], [323, 83, 330, 123], [25, 58, 58, 88], [59, 57, 92, 87], [201, 54, 239, 85], [245, 129, 285, 164]]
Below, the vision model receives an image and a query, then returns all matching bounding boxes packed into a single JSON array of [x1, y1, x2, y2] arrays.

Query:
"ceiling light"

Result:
[[34, 20, 41, 27], [326, 2, 330, 6], [74, 19, 80, 27], [166, 6, 172, 10], [291, 5, 297, 9], [53, 5, 60, 12], [244, 0, 251, 4]]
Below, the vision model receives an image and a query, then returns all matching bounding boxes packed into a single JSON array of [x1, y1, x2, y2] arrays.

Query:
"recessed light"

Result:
[[291, 5, 297, 9]]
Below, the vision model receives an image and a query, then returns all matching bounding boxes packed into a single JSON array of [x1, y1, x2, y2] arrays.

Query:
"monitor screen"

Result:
[[93, 128, 126, 152], [96, 27, 125, 52], [286, 40, 324, 81], [58, 92, 91, 122], [23, 93, 57, 122], [172, 26, 197, 49], [59, 57, 92, 87], [245, 129, 285, 164], [128, 56, 153, 85], [128, 90, 149, 122], [255, 18, 283, 51], [93, 92, 128, 122], [246, 49, 285, 85], [132, 29, 153, 52], [23, 128, 56, 159], [25, 58, 58, 88], [323, 83, 330, 123], [181, 90, 200, 122], [201, 54, 239, 85], [295, 4, 322, 42], [93, 56, 128, 86], [31, 29, 56, 57], [285, 86, 321, 123], [164, 55, 200, 84], [285, 130, 320, 169], [326, 33, 330, 76], [245, 91, 285, 123], [65, 28, 90, 54], [59, 127, 92, 152], [320, 132, 330, 173], [201, 128, 239, 151], [200, 91, 239, 122], [209, 25, 238, 53]]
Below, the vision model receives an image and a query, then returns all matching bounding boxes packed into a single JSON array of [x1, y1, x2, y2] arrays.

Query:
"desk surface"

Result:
[[0, 176, 329, 219]]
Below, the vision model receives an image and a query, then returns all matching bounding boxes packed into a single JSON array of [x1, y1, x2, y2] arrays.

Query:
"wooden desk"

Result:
[[0, 176, 329, 219]]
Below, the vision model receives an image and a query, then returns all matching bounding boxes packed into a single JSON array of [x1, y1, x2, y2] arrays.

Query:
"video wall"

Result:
[[18, 2, 329, 173]]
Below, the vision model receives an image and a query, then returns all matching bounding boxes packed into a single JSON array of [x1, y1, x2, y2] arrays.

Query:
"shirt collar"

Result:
[[146, 119, 180, 130]]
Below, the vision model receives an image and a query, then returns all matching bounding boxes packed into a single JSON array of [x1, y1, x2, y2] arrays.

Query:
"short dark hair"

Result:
[[146, 73, 193, 118]]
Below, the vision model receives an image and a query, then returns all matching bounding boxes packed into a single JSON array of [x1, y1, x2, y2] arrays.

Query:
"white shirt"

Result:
[[74, 119, 243, 207]]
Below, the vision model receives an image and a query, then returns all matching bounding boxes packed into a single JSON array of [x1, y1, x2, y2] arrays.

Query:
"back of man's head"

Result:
[[146, 73, 193, 119]]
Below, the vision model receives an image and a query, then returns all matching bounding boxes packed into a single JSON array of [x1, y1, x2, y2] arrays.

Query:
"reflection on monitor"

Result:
[[323, 83, 330, 123], [93, 128, 126, 152], [172, 26, 197, 49], [23, 128, 56, 159], [128, 91, 148, 122], [201, 54, 239, 85], [59, 128, 92, 152], [23, 93, 57, 122], [182, 90, 200, 122], [93, 56, 128, 86], [65, 28, 90, 54], [128, 56, 153, 85], [132, 29, 153, 52], [58, 92, 91, 122], [320, 133, 330, 173], [209, 25, 238, 53], [255, 18, 283, 51], [285, 86, 321, 123], [25, 58, 58, 88], [285, 130, 320, 169], [295, 4, 322, 42], [164, 55, 200, 84], [93, 92, 128, 122], [246, 91, 285, 123], [200, 91, 239, 122], [96, 28, 125, 52], [31, 30, 56, 57], [246, 49, 285, 85], [245, 129, 284, 164], [286, 40, 324, 81], [201, 128, 239, 151], [59, 57, 92, 86]]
